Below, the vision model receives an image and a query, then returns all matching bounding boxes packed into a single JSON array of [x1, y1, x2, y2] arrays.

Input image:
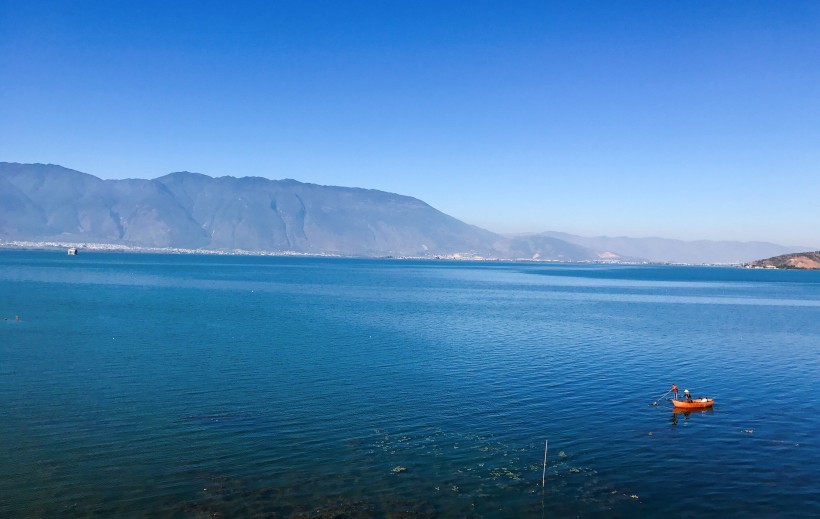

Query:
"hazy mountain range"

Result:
[[0, 162, 805, 263]]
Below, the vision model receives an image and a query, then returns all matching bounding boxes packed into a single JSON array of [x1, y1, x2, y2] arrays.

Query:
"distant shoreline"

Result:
[[0, 239, 553, 262], [0, 240, 335, 258], [0, 240, 742, 267]]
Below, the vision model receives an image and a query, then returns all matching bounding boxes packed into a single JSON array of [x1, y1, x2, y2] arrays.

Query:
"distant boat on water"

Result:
[[67, 247, 78, 255]]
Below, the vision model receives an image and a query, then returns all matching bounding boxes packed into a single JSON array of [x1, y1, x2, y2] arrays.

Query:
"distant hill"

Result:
[[536, 231, 806, 265], [747, 251, 820, 270], [1, 162, 805, 264]]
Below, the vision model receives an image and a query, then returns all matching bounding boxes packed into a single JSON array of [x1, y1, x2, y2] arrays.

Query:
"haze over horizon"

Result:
[[2, 1, 818, 247]]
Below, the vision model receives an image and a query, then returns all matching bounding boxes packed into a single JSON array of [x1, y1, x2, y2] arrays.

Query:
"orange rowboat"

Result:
[[672, 398, 714, 409]]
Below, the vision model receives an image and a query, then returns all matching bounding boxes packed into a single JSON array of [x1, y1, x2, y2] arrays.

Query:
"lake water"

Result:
[[1, 250, 818, 517]]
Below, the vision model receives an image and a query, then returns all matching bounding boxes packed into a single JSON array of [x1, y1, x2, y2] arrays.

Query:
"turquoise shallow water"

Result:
[[1, 250, 819, 517]]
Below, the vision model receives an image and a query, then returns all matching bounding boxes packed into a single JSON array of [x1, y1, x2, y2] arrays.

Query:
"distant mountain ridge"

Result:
[[536, 231, 806, 265], [0, 162, 805, 263], [0, 162, 503, 258]]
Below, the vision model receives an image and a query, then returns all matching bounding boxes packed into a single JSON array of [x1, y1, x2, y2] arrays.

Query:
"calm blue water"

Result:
[[1, 250, 818, 517]]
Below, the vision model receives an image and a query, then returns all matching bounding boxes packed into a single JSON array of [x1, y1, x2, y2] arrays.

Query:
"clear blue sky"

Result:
[[2, 1, 818, 246]]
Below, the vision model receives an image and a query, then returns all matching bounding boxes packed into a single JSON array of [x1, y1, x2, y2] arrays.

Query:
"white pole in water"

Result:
[[542, 438, 548, 487]]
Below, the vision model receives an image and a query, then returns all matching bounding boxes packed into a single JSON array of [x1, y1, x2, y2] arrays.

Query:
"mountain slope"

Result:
[[491, 234, 610, 262], [154, 171, 503, 255], [0, 162, 512, 257]]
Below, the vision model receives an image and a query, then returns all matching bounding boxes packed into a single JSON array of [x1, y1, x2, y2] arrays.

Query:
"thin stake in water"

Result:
[[542, 438, 548, 487]]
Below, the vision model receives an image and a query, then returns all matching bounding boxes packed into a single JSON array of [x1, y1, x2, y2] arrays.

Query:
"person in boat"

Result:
[[683, 389, 693, 402], [671, 384, 679, 399]]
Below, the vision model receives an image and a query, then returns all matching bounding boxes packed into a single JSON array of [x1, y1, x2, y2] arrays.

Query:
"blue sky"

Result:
[[2, 1, 818, 246]]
